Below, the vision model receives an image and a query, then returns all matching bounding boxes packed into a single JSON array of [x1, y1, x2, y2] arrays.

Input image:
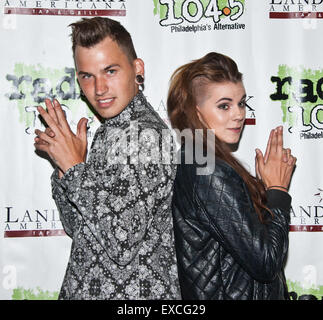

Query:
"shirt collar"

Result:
[[103, 90, 146, 127]]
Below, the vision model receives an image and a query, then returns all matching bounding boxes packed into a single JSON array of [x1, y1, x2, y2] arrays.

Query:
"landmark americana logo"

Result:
[[245, 95, 256, 125], [289, 188, 323, 232], [269, 0, 323, 19], [4, 0, 126, 16], [4, 206, 66, 238]]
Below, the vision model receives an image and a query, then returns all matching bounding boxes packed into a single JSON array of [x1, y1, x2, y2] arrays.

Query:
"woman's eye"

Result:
[[218, 104, 229, 110], [239, 101, 247, 108]]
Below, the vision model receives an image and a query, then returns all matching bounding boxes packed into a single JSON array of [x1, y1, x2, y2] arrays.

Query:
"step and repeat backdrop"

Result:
[[1, 0, 323, 300]]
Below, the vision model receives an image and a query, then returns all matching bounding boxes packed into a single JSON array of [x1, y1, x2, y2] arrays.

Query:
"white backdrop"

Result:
[[1, 0, 323, 300]]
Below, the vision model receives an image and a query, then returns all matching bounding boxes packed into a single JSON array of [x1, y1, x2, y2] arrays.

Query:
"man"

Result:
[[34, 17, 180, 300]]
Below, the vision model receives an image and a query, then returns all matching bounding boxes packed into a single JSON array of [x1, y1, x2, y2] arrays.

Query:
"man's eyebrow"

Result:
[[78, 70, 91, 76], [77, 64, 120, 76], [103, 64, 120, 72]]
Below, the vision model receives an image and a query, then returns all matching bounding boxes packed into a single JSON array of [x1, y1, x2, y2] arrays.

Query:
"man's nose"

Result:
[[95, 77, 108, 96]]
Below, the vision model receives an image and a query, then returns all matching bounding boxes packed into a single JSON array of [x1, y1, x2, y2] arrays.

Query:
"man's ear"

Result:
[[134, 58, 145, 76]]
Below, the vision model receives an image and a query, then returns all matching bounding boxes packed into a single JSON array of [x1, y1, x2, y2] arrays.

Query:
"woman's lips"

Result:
[[227, 127, 242, 134]]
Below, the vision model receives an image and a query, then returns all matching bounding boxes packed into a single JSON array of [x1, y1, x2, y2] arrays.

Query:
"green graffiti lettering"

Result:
[[12, 287, 59, 300], [270, 76, 292, 101], [270, 65, 323, 132], [5, 63, 94, 131]]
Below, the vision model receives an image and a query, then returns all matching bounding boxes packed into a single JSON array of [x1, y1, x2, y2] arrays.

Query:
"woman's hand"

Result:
[[255, 126, 296, 192]]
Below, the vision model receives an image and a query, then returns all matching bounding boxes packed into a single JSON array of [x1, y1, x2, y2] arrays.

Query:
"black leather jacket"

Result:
[[172, 149, 291, 300]]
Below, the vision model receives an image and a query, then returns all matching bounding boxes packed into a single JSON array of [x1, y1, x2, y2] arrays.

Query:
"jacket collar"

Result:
[[102, 90, 146, 127]]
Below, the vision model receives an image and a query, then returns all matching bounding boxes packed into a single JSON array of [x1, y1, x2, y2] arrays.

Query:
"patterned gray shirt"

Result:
[[51, 91, 181, 300]]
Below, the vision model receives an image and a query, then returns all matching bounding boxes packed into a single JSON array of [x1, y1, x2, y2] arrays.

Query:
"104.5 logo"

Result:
[[154, 0, 245, 26]]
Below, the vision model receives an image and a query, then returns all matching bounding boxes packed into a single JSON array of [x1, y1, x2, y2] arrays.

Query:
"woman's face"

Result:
[[196, 81, 247, 145]]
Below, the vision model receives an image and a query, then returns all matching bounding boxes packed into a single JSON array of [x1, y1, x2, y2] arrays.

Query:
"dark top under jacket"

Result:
[[172, 146, 291, 300]]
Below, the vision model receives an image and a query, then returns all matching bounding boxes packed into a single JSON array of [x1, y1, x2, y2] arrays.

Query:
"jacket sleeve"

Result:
[[51, 168, 81, 238], [52, 125, 175, 267], [194, 162, 291, 283]]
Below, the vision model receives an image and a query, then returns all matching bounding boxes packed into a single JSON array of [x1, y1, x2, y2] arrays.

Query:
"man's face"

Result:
[[75, 36, 144, 119]]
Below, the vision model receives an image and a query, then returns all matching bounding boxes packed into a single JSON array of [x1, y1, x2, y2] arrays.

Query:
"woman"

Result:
[[167, 52, 296, 300]]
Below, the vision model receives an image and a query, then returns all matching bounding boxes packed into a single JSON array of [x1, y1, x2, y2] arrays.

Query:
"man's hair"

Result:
[[69, 17, 137, 62]]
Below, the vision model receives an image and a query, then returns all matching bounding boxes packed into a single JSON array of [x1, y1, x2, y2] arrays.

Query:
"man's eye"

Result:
[[107, 69, 116, 75], [81, 74, 91, 79]]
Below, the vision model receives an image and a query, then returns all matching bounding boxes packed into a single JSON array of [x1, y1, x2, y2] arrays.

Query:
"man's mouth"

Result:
[[97, 97, 115, 107]]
